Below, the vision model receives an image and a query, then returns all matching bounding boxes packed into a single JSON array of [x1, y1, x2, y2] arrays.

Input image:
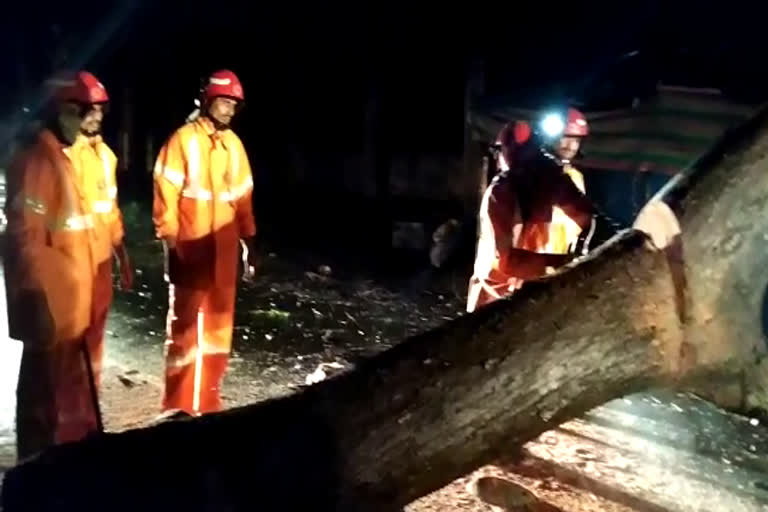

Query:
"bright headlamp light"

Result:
[[540, 112, 565, 138]]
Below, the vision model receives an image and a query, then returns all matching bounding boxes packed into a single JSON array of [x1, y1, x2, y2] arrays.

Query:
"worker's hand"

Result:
[[118, 254, 134, 291], [547, 253, 574, 268], [246, 247, 262, 272], [240, 237, 261, 283], [573, 218, 596, 256], [115, 244, 133, 291], [544, 253, 577, 276], [242, 250, 260, 283]]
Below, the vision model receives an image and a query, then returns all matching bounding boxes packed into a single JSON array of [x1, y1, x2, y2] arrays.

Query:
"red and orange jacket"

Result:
[[467, 163, 592, 313], [153, 117, 256, 288], [5, 130, 104, 343]]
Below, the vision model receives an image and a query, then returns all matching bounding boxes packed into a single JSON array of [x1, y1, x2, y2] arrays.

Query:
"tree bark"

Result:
[[4, 114, 768, 512]]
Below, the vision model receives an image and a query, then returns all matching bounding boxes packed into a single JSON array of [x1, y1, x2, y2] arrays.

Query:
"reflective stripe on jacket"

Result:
[[65, 134, 124, 264], [153, 117, 256, 287], [5, 130, 97, 343]]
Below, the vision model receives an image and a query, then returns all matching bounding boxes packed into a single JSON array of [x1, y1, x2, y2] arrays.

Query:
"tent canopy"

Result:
[[470, 84, 762, 177]]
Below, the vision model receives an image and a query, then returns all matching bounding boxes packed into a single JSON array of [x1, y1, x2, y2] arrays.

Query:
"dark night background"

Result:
[[2, 0, 768, 265]]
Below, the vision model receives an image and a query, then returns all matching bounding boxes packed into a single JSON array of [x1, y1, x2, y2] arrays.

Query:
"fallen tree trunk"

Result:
[[5, 113, 768, 512]]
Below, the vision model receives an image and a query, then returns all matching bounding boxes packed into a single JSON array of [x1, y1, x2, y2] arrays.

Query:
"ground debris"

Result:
[[304, 361, 347, 385], [471, 476, 561, 511], [117, 374, 139, 388], [304, 271, 329, 282]]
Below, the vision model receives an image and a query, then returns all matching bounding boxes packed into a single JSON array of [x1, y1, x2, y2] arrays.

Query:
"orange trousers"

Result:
[[15, 259, 111, 460], [163, 283, 235, 415]]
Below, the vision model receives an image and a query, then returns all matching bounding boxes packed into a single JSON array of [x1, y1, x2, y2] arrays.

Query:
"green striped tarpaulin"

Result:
[[470, 85, 762, 176]]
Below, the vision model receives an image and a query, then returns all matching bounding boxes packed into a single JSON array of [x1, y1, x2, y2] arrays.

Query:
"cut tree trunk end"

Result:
[[4, 113, 768, 512]]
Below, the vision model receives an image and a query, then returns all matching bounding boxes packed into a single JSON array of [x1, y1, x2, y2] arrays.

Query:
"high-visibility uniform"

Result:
[[153, 116, 256, 415], [65, 134, 124, 386], [4, 130, 104, 458], [546, 164, 586, 254], [466, 164, 592, 313]]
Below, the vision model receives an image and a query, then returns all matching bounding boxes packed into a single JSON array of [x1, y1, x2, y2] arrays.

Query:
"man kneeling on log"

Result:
[[467, 110, 594, 312]]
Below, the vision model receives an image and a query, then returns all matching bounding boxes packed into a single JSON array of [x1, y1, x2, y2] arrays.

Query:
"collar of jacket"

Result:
[[38, 129, 91, 213], [39, 129, 67, 158], [70, 133, 101, 150], [195, 116, 232, 138], [87, 134, 103, 146]]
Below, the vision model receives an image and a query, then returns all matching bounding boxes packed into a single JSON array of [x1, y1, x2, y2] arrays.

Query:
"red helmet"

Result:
[[564, 107, 588, 137], [496, 120, 531, 147], [495, 120, 532, 170], [204, 70, 244, 102], [49, 71, 109, 104]]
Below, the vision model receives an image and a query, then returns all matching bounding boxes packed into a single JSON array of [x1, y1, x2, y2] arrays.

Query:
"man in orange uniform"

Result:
[[62, 78, 134, 390], [466, 112, 594, 313], [543, 108, 591, 254], [153, 70, 258, 415], [5, 71, 132, 459]]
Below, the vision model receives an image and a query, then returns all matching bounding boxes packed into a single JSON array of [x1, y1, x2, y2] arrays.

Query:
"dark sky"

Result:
[[4, 2, 768, 108], [4, 1, 768, 100], [2, 1, 768, 181]]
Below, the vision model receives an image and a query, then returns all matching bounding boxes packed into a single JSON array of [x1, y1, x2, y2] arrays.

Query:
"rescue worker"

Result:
[[153, 70, 258, 415], [543, 108, 590, 254], [5, 70, 132, 459], [466, 112, 594, 313]]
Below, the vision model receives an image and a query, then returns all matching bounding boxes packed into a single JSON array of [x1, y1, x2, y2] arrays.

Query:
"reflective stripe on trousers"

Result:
[[163, 283, 236, 415]]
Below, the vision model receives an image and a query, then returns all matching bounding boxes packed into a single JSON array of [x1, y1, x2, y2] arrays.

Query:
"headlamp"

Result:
[[540, 112, 565, 138]]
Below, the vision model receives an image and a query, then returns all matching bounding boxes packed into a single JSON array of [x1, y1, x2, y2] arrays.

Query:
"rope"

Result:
[[590, 199, 631, 233]]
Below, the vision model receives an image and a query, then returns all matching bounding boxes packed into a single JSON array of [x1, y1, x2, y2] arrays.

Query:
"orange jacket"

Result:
[[153, 117, 256, 287], [467, 165, 592, 313], [5, 130, 99, 343], [65, 134, 124, 264]]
